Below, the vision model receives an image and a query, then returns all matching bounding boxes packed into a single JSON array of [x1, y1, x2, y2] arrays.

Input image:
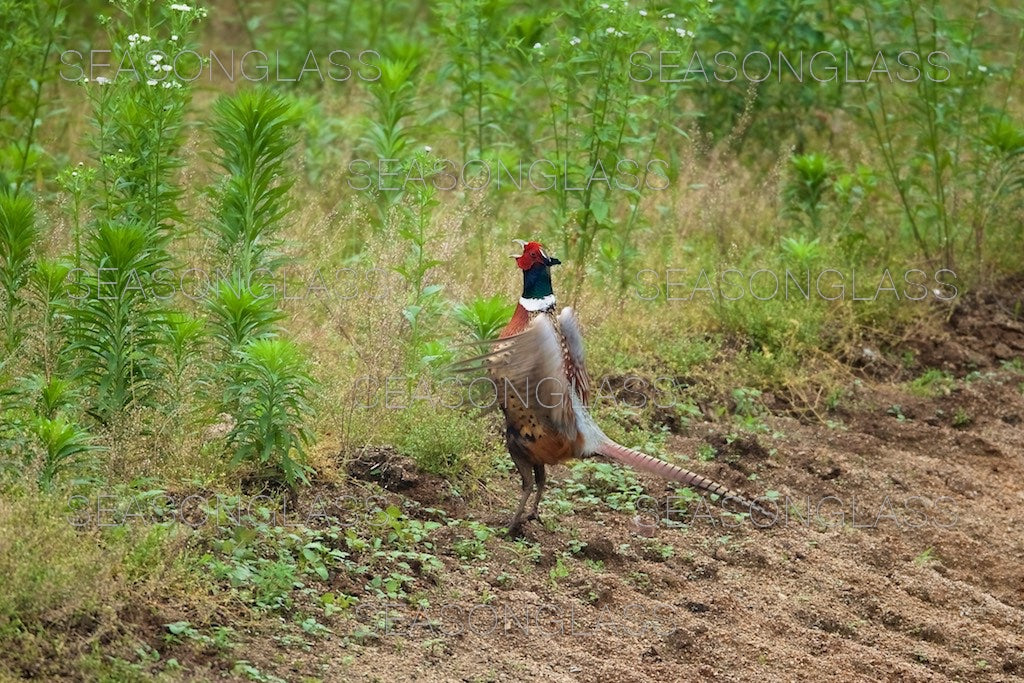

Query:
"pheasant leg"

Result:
[[508, 449, 536, 533], [527, 463, 546, 522]]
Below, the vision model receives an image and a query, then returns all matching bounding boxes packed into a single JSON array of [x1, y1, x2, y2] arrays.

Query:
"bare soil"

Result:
[[41, 281, 1024, 682], [224, 278, 1024, 683]]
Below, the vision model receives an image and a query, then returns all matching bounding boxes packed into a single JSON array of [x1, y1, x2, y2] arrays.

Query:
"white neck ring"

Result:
[[520, 294, 556, 312]]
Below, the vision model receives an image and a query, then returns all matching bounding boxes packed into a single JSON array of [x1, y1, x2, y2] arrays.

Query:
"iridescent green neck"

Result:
[[522, 263, 554, 300]]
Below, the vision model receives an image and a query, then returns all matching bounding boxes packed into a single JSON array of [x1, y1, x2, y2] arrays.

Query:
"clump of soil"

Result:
[[346, 446, 421, 492], [904, 275, 1024, 373], [345, 446, 471, 518]]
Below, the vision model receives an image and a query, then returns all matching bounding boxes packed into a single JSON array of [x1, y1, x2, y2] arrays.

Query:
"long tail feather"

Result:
[[596, 440, 769, 518]]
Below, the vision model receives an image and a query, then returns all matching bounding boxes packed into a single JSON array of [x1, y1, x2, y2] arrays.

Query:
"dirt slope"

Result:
[[321, 382, 1023, 683], [283, 285, 1024, 683], [111, 282, 1024, 683]]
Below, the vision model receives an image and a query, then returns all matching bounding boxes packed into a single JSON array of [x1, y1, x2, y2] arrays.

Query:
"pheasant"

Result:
[[458, 240, 767, 533]]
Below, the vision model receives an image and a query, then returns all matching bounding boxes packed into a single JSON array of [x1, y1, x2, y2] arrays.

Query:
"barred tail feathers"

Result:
[[595, 440, 766, 516]]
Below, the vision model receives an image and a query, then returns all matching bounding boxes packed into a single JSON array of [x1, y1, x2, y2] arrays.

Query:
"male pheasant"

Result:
[[459, 240, 767, 533]]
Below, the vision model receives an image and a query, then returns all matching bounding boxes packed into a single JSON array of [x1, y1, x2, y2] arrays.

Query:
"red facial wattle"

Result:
[[514, 241, 561, 270]]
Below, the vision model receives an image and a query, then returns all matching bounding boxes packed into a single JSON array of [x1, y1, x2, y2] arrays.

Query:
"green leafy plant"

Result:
[[206, 277, 283, 354], [87, 28, 193, 235], [66, 221, 170, 423], [0, 0, 65, 194], [393, 404, 488, 482], [908, 369, 955, 397], [0, 191, 38, 351], [695, 0, 839, 145], [359, 57, 421, 227], [780, 235, 824, 270], [226, 338, 317, 486], [58, 3, 207, 427], [523, 3, 706, 301], [207, 87, 302, 276], [453, 294, 514, 342], [914, 547, 936, 565], [887, 404, 907, 422], [32, 416, 100, 490], [56, 163, 97, 268], [435, 0, 510, 161], [24, 374, 79, 420], [952, 407, 972, 429], [0, 364, 32, 478], [28, 258, 73, 381], [557, 460, 645, 512], [697, 443, 717, 462], [393, 160, 445, 364], [203, 88, 315, 481], [834, 0, 1024, 271], [784, 153, 838, 232], [157, 311, 209, 448]]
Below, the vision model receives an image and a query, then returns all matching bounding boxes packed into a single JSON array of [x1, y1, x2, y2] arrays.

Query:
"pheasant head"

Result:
[[512, 240, 560, 311]]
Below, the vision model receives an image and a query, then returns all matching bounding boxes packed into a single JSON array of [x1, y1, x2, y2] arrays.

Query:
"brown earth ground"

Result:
[[104, 281, 1024, 681], [329, 386, 1024, 683]]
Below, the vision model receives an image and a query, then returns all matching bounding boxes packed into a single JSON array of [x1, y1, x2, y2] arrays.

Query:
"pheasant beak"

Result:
[[537, 244, 560, 267]]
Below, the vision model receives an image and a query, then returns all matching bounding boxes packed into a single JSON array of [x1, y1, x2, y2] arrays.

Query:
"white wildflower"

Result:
[[72, 171, 78, 177], [128, 33, 139, 43], [606, 27, 615, 33], [533, 42, 542, 49], [639, 9, 647, 16], [147, 79, 157, 85], [171, 34, 179, 41], [569, 36, 581, 46], [140, 35, 151, 42], [978, 65, 988, 72], [170, 3, 192, 11], [600, 2, 609, 8], [161, 64, 172, 71], [95, 76, 111, 84], [664, 12, 675, 18], [424, 145, 432, 152]]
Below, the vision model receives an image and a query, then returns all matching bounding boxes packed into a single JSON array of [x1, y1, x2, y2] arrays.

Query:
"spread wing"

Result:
[[451, 314, 577, 441], [557, 307, 591, 407]]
